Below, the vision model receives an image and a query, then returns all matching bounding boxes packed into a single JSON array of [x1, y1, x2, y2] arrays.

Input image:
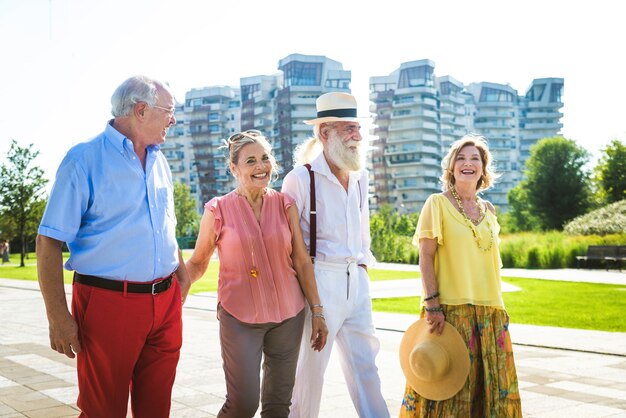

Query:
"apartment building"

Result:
[[163, 86, 241, 209], [369, 59, 443, 212], [165, 53, 353, 208], [370, 59, 563, 213], [274, 53, 352, 178]]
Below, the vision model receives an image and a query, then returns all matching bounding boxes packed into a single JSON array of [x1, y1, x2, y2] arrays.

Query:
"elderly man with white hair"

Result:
[[282, 92, 390, 418], [37, 75, 190, 417]]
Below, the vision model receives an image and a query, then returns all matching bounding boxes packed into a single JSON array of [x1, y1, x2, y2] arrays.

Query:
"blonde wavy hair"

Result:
[[440, 134, 498, 192]]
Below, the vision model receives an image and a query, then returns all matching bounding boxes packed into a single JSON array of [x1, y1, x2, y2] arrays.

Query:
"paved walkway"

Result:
[[0, 269, 625, 417]]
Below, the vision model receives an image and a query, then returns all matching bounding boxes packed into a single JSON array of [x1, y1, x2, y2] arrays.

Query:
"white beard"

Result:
[[327, 131, 363, 171]]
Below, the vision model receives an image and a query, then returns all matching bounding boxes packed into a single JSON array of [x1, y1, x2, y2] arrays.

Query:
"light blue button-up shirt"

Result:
[[39, 121, 179, 282]]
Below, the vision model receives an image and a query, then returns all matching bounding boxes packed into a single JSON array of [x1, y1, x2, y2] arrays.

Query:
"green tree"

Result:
[[594, 139, 626, 204], [0, 140, 48, 266], [524, 137, 592, 230], [173, 182, 200, 237], [504, 184, 541, 232]]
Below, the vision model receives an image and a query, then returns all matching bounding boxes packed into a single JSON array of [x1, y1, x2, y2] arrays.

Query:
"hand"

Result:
[[176, 273, 191, 305], [310, 317, 328, 352], [48, 312, 82, 359], [425, 310, 445, 335]]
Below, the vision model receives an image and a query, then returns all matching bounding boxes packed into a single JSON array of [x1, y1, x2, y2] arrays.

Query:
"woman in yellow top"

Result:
[[400, 134, 522, 417]]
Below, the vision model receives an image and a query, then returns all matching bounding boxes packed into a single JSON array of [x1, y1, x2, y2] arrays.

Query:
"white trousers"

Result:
[[289, 261, 389, 418]]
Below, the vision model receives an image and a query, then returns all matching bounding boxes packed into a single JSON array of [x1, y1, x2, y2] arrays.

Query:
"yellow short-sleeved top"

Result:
[[413, 193, 505, 308]]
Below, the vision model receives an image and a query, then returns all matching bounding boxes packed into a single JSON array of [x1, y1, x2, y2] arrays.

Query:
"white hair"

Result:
[[110, 75, 171, 117], [293, 124, 330, 166]]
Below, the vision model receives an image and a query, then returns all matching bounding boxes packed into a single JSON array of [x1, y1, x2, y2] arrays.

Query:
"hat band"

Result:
[[317, 108, 357, 118]]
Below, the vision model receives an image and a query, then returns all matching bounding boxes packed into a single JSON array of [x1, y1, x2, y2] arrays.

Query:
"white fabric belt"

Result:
[[314, 259, 358, 272]]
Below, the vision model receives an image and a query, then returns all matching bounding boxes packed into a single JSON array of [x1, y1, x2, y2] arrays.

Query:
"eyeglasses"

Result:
[[227, 130, 263, 143], [150, 104, 176, 117]]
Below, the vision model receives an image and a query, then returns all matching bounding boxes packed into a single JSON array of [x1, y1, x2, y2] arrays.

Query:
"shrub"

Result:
[[564, 200, 626, 235], [499, 231, 625, 268]]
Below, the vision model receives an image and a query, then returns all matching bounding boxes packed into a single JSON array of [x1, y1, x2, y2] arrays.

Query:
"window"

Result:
[[282, 61, 323, 87], [440, 81, 461, 95], [398, 66, 434, 89], [480, 88, 514, 103], [526, 85, 545, 101], [550, 84, 563, 103]]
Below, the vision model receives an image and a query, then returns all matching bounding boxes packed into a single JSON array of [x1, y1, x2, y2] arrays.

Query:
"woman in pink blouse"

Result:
[[186, 130, 328, 418]]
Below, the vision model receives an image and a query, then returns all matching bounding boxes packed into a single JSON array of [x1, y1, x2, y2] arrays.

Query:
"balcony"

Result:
[[474, 109, 514, 118], [527, 101, 564, 109], [389, 121, 439, 132], [440, 94, 465, 105], [524, 111, 563, 119], [524, 121, 563, 130]]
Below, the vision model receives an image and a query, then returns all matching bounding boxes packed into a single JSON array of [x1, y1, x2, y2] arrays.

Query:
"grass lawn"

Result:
[[372, 276, 626, 333], [0, 252, 418, 292], [3, 253, 624, 332]]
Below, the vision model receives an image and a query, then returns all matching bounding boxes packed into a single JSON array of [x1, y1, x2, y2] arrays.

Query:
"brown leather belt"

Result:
[[73, 272, 173, 294]]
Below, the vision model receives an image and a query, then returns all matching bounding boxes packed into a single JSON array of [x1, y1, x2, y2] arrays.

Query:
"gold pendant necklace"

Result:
[[450, 186, 494, 252], [237, 191, 259, 278]]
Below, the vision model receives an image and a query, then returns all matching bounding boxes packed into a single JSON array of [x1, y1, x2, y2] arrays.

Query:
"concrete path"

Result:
[[0, 270, 625, 417]]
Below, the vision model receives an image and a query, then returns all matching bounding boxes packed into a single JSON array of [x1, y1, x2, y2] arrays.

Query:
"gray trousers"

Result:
[[217, 305, 305, 418]]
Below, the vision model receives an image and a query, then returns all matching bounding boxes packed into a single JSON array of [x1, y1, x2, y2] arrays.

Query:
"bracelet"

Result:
[[310, 304, 323, 311], [424, 306, 443, 313], [423, 292, 440, 302], [312, 312, 325, 320]]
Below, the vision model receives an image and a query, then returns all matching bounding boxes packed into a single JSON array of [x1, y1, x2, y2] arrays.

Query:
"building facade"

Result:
[[164, 86, 241, 210], [370, 59, 563, 213], [274, 53, 352, 179], [165, 53, 354, 208], [166, 55, 563, 215]]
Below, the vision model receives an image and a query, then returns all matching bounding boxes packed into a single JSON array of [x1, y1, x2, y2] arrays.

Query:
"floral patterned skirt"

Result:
[[400, 304, 522, 418]]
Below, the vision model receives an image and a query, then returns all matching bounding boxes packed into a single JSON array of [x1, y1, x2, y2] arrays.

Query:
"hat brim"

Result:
[[399, 319, 470, 401], [304, 116, 364, 125]]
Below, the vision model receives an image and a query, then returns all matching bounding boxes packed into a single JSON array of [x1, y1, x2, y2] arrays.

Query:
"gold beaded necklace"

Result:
[[450, 186, 494, 252]]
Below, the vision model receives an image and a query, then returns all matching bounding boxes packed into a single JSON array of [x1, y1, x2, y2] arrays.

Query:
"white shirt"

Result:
[[281, 152, 376, 266]]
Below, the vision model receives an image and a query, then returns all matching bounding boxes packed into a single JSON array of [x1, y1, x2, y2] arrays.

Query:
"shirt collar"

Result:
[[104, 120, 160, 155], [104, 120, 131, 153]]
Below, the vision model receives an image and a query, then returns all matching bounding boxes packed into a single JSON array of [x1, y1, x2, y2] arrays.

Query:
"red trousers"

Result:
[[71, 279, 182, 418]]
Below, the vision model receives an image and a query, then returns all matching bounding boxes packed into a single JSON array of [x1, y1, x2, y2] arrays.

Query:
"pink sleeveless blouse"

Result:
[[205, 188, 305, 324]]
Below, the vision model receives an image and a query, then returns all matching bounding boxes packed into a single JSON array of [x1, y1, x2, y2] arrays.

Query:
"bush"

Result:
[[499, 231, 625, 268], [564, 200, 626, 235], [526, 247, 541, 269]]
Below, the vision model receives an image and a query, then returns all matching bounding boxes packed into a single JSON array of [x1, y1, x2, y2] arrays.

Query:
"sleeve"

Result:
[[358, 170, 376, 266], [204, 197, 223, 241], [281, 169, 307, 221], [38, 156, 90, 243], [412, 194, 443, 247], [281, 191, 296, 211], [280, 191, 296, 233]]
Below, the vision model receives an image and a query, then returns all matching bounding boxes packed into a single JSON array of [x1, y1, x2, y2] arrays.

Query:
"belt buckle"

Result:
[[151, 280, 161, 295]]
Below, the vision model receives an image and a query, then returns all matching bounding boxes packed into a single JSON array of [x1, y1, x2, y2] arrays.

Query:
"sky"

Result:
[[1, 0, 624, 186]]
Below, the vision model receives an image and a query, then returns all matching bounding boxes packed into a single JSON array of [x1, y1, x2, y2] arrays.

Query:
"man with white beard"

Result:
[[282, 92, 389, 418]]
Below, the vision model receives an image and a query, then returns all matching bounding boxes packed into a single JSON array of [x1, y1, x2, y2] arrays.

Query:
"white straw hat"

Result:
[[304, 92, 361, 125]]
